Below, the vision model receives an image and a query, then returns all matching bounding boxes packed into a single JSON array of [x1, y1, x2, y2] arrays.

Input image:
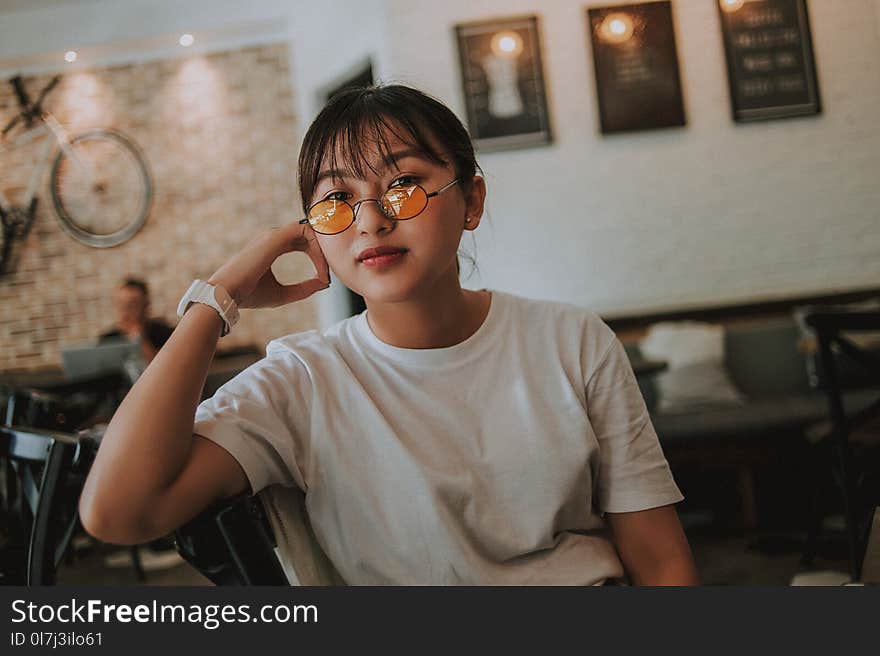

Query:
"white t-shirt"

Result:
[[194, 290, 683, 585]]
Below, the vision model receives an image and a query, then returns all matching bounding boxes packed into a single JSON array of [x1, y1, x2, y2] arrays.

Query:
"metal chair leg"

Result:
[[130, 546, 146, 582]]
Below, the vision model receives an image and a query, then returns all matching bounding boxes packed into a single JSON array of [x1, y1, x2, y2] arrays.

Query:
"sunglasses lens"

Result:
[[381, 185, 428, 220], [308, 199, 353, 235]]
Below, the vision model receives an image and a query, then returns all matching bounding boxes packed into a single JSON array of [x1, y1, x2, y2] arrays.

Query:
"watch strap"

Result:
[[177, 279, 239, 336]]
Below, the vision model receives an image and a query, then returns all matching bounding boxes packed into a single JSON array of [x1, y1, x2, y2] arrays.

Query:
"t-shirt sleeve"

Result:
[[193, 351, 311, 494], [145, 319, 174, 349], [585, 335, 684, 514]]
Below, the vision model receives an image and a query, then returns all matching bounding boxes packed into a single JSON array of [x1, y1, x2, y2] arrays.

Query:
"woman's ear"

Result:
[[463, 176, 486, 231]]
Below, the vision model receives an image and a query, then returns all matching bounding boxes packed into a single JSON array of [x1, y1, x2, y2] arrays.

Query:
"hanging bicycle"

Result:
[[0, 75, 153, 275]]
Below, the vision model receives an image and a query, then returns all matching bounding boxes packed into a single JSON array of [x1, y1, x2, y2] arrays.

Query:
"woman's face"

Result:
[[309, 127, 485, 304]]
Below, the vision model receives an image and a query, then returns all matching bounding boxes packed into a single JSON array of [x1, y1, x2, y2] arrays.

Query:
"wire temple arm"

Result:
[[425, 178, 459, 199]]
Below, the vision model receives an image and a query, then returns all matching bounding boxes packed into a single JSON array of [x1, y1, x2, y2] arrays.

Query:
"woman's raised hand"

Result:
[[208, 222, 330, 309], [81, 223, 329, 545]]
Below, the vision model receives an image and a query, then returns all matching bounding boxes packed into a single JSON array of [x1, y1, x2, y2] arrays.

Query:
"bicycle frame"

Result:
[[1, 75, 151, 259], [0, 112, 85, 214]]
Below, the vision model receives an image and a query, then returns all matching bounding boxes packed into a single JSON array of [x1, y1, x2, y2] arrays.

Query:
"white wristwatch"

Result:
[[177, 279, 239, 337]]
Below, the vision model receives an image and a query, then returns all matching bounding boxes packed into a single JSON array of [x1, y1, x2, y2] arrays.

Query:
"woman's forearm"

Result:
[[79, 304, 223, 537], [607, 505, 700, 586], [80, 225, 329, 544], [627, 556, 700, 586]]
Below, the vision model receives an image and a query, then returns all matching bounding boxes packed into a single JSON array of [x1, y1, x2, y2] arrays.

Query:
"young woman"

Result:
[[80, 85, 699, 585]]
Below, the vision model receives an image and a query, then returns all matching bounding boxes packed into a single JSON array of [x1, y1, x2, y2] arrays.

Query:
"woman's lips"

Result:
[[357, 246, 408, 268], [359, 251, 407, 268]]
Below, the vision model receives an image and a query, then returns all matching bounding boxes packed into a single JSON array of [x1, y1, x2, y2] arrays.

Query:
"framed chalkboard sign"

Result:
[[718, 0, 821, 121], [455, 16, 553, 151], [586, 1, 686, 134]]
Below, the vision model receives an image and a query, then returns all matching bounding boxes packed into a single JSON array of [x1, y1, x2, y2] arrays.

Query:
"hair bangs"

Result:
[[298, 87, 453, 212]]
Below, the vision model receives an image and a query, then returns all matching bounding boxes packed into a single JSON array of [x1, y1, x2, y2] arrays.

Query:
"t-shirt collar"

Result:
[[353, 290, 504, 368]]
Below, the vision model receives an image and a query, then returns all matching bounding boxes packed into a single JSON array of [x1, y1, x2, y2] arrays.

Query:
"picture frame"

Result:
[[454, 15, 553, 152], [717, 0, 821, 122], [586, 1, 687, 134]]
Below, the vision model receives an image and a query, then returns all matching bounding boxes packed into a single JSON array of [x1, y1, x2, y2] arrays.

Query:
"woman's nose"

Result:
[[355, 199, 395, 234]]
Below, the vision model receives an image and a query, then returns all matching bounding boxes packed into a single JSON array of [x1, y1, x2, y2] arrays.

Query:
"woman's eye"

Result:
[[390, 175, 420, 188], [324, 191, 351, 202]]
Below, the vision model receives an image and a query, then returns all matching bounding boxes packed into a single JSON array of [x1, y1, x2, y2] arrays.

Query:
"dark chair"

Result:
[[0, 424, 95, 585], [3, 386, 153, 584], [804, 309, 880, 582], [173, 493, 288, 585], [1, 373, 129, 433]]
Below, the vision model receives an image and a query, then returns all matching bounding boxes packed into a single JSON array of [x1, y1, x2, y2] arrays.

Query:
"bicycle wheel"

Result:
[[50, 129, 152, 248]]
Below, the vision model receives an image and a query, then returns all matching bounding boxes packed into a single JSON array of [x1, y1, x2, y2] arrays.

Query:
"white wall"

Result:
[[2, 0, 879, 321], [384, 0, 880, 316], [0, 0, 390, 133]]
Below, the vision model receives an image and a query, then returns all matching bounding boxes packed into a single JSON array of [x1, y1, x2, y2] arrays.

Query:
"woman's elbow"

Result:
[[78, 493, 161, 546]]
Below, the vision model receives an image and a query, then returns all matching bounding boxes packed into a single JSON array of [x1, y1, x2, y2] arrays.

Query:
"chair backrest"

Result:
[[2, 373, 127, 433], [805, 310, 880, 582], [724, 318, 813, 399], [861, 507, 880, 585], [625, 318, 814, 405], [173, 493, 288, 585], [259, 484, 346, 585], [0, 424, 90, 585]]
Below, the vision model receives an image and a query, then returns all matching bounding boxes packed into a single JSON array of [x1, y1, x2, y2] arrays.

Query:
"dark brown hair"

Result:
[[297, 85, 479, 213], [121, 277, 148, 298]]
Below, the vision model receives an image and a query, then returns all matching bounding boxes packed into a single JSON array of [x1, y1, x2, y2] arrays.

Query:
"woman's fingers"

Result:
[[303, 232, 331, 284], [260, 223, 303, 270], [275, 222, 330, 282], [261, 223, 331, 306], [280, 224, 330, 304], [277, 276, 330, 305], [211, 222, 331, 310]]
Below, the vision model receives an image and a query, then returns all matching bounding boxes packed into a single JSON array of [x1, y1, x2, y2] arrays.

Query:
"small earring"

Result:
[[465, 217, 472, 223]]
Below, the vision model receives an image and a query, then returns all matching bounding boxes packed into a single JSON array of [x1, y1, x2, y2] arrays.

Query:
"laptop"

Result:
[[60, 340, 144, 381]]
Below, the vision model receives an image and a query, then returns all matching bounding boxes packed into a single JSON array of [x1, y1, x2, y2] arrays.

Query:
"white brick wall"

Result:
[[0, 44, 319, 371], [385, 0, 880, 316]]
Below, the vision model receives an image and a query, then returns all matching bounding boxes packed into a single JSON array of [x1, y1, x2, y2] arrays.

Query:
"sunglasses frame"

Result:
[[299, 178, 460, 235]]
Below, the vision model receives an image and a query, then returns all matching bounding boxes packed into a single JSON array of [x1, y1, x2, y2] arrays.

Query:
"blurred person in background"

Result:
[[100, 277, 173, 363]]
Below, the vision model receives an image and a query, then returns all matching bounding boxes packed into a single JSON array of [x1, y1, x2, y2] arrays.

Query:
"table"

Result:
[[1, 349, 262, 428]]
